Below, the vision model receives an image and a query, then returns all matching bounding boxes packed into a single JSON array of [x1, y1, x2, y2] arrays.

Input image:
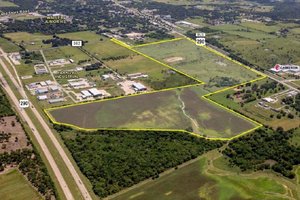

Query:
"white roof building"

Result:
[[81, 90, 92, 98], [132, 83, 147, 91], [88, 88, 102, 97], [262, 97, 275, 103], [40, 81, 47, 87], [49, 85, 59, 91], [37, 95, 48, 101], [102, 74, 110, 80]]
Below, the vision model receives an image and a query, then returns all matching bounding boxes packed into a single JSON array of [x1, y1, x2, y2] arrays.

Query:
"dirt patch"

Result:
[[164, 57, 184, 63], [0, 116, 31, 153]]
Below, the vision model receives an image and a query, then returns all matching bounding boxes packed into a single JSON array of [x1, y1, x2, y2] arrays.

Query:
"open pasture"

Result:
[[0, 37, 21, 53], [4, 32, 52, 51], [135, 38, 259, 91], [0, 169, 41, 200], [113, 151, 298, 200]]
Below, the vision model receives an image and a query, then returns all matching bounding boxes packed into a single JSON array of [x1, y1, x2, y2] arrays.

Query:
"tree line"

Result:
[[223, 127, 300, 179], [61, 129, 224, 198]]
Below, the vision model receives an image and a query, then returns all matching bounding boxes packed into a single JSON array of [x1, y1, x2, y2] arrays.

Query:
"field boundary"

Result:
[[44, 36, 268, 141]]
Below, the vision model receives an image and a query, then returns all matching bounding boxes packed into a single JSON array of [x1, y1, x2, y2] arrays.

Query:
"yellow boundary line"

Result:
[[132, 37, 184, 48], [44, 36, 268, 141]]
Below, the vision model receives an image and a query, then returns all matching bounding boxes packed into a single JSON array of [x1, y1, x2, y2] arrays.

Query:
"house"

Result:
[[132, 83, 147, 91], [262, 97, 275, 103], [102, 74, 110, 80]]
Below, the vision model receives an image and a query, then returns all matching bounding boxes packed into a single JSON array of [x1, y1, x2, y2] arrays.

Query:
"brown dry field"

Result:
[[0, 116, 31, 153]]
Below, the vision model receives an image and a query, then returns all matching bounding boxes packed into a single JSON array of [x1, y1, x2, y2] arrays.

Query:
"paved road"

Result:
[[0, 64, 74, 200], [0, 53, 92, 200]]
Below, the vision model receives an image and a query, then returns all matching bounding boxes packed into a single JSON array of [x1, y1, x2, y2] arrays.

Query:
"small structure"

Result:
[[132, 83, 147, 91], [40, 81, 47, 87], [262, 97, 275, 103], [36, 88, 48, 94], [37, 95, 48, 101], [69, 80, 86, 88], [49, 85, 59, 92], [45, 80, 53, 85], [49, 98, 64, 104], [102, 74, 110, 80], [81, 90, 92, 99], [88, 88, 102, 97], [34, 64, 48, 75]]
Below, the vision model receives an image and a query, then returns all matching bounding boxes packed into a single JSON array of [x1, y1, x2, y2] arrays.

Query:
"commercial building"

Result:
[[34, 64, 48, 75], [81, 90, 92, 99], [49, 98, 65, 104], [37, 95, 48, 101], [270, 64, 300, 73], [88, 88, 102, 97], [36, 88, 48, 94], [132, 83, 147, 91]]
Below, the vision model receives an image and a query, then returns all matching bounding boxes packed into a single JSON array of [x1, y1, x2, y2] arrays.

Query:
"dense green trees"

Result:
[[223, 128, 300, 178], [0, 87, 14, 117], [62, 130, 223, 197]]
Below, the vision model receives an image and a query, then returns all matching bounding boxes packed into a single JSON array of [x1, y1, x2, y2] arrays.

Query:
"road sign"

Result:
[[19, 99, 30, 108], [72, 40, 82, 47]]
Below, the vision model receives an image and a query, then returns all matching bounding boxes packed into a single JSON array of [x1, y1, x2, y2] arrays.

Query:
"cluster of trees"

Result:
[[223, 127, 300, 178], [102, 55, 129, 61], [0, 88, 14, 117], [145, 71, 197, 90], [0, 149, 57, 199], [231, 80, 284, 103], [145, 30, 174, 40], [207, 76, 239, 88], [21, 51, 43, 64], [282, 93, 300, 113], [42, 35, 72, 47], [62, 130, 224, 198]]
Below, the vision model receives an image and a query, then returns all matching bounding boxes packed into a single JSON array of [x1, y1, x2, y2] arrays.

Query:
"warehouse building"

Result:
[[88, 88, 102, 97], [132, 83, 147, 91]]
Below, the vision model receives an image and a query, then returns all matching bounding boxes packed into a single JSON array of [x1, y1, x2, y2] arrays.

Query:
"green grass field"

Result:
[[0, 169, 42, 200], [43, 46, 90, 63], [48, 86, 256, 138], [208, 22, 300, 69], [58, 31, 135, 59], [135, 38, 259, 92], [0, 37, 21, 53], [4, 32, 52, 51], [0, 0, 18, 7], [113, 151, 299, 200]]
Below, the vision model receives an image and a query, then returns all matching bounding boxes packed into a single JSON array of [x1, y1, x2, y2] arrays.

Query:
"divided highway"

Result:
[[0, 49, 93, 200]]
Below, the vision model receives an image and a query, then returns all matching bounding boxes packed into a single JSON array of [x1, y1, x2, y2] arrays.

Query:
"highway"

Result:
[[0, 50, 93, 200], [0, 63, 74, 200]]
